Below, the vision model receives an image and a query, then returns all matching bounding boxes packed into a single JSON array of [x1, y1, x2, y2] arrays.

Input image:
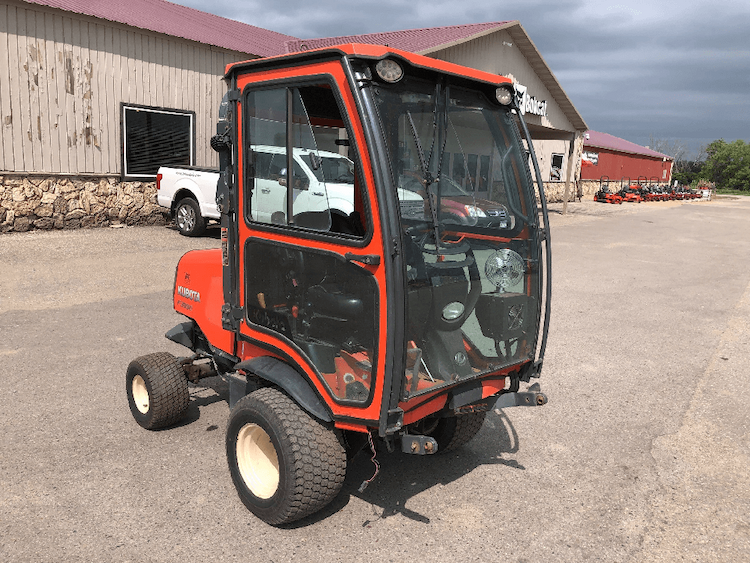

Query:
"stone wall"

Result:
[[0, 175, 167, 233], [1, 174, 606, 233]]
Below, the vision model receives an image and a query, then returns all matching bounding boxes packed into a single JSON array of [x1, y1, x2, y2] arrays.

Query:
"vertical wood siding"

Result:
[[0, 1, 253, 174]]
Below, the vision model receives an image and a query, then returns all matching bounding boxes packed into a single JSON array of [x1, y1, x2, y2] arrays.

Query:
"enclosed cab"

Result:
[[126, 44, 552, 526]]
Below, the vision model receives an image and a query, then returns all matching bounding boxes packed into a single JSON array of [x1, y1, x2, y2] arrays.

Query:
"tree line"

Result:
[[648, 136, 750, 191]]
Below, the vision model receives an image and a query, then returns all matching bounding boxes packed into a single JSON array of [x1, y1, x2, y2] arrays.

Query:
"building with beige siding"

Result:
[[0, 1, 587, 232], [289, 21, 589, 202]]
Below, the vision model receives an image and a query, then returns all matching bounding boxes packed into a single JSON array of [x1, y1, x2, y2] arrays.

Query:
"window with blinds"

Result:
[[121, 104, 195, 178]]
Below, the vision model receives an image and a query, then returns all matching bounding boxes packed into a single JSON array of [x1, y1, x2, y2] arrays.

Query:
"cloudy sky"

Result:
[[174, 0, 748, 159]]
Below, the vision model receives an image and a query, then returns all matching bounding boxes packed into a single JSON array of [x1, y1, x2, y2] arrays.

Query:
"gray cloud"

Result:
[[175, 0, 750, 158]]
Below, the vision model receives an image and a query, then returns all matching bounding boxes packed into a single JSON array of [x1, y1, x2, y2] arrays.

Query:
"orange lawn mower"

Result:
[[594, 176, 623, 204], [617, 177, 642, 203]]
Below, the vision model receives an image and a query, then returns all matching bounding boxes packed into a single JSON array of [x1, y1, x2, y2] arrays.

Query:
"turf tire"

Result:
[[226, 387, 346, 526], [430, 412, 487, 452], [126, 352, 190, 429]]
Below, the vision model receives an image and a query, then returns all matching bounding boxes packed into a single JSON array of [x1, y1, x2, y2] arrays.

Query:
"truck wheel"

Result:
[[175, 197, 205, 236], [126, 352, 189, 429], [226, 387, 346, 525], [430, 412, 486, 452]]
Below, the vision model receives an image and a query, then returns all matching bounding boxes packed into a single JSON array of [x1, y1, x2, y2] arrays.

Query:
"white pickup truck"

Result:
[[156, 165, 220, 236], [157, 145, 424, 236]]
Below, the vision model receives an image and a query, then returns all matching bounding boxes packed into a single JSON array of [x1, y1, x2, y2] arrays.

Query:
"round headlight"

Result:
[[442, 301, 465, 321], [375, 59, 404, 83], [496, 85, 514, 106], [485, 249, 525, 291]]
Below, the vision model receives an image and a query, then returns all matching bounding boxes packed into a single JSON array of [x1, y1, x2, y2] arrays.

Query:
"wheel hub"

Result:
[[236, 423, 280, 499], [132, 375, 150, 414], [177, 205, 196, 231]]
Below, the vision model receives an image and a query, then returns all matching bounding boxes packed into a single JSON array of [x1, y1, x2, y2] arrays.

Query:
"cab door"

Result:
[[236, 72, 388, 424]]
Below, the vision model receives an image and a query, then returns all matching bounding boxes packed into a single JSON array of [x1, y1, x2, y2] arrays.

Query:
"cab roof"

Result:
[[224, 43, 513, 88]]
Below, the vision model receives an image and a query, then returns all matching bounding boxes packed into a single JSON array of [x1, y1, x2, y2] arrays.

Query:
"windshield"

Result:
[[372, 75, 541, 399]]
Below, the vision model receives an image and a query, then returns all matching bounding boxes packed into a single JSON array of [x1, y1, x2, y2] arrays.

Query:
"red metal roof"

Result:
[[585, 130, 672, 160], [285, 22, 513, 55], [20, 0, 297, 57]]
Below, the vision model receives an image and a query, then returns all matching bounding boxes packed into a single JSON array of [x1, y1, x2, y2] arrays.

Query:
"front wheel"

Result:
[[175, 197, 206, 236], [417, 411, 486, 452], [226, 387, 346, 525]]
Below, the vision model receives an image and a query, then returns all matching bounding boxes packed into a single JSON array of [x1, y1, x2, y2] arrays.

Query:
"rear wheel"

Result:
[[226, 387, 346, 525], [175, 197, 205, 236], [126, 353, 189, 429]]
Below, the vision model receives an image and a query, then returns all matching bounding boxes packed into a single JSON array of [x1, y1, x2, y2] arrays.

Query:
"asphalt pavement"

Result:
[[1, 198, 749, 562]]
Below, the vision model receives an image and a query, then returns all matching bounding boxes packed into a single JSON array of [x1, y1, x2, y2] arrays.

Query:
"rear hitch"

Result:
[[401, 434, 439, 455], [493, 388, 548, 410]]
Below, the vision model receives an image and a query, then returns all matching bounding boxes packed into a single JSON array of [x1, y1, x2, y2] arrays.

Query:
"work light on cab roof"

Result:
[[375, 58, 404, 83], [496, 84, 514, 106]]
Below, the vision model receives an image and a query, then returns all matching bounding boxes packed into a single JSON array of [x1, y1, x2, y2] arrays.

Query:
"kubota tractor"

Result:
[[126, 44, 551, 525]]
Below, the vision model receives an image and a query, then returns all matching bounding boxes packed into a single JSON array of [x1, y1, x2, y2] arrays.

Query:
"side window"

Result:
[[550, 153, 564, 181], [121, 104, 194, 178], [244, 82, 367, 236], [245, 89, 286, 223]]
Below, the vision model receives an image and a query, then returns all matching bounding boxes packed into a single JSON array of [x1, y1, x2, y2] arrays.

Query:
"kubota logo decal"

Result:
[[177, 286, 201, 303]]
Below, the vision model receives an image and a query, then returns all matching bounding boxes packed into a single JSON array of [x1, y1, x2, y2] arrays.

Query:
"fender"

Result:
[[234, 356, 333, 423]]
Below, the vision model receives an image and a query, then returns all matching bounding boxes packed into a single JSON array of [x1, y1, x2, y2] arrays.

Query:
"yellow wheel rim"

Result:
[[236, 423, 280, 499], [132, 375, 150, 414]]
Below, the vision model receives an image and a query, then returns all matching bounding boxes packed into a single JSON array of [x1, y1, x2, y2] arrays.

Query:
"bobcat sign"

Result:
[[514, 83, 548, 118]]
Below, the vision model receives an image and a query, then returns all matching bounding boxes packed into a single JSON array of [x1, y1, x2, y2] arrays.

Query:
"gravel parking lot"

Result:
[[2, 198, 749, 562]]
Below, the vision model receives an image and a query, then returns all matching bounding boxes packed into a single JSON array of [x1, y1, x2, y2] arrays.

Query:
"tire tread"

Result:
[[127, 352, 189, 429], [437, 411, 486, 452], [229, 387, 346, 525]]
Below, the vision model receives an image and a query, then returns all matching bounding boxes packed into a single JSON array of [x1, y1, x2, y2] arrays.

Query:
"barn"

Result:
[[580, 130, 674, 192], [1, 0, 587, 233]]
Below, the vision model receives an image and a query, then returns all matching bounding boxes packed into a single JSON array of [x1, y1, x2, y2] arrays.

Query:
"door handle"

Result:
[[311, 191, 325, 197], [261, 188, 271, 194], [345, 253, 380, 266]]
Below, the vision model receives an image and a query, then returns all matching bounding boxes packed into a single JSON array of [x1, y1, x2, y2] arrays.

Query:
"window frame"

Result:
[[550, 152, 565, 182], [241, 76, 372, 242], [120, 103, 196, 180]]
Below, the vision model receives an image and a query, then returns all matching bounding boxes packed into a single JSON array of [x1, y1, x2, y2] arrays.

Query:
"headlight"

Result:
[[485, 249, 525, 291], [442, 301, 465, 320], [375, 59, 404, 83], [496, 85, 514, 106], [464, 205, 487, 218]]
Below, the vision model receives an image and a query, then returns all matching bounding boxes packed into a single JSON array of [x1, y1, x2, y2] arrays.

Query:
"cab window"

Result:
[[244, 82, 367, 237]]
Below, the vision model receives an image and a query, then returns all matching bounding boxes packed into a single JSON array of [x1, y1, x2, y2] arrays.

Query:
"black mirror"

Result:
[[308, 151, 321, 171]]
